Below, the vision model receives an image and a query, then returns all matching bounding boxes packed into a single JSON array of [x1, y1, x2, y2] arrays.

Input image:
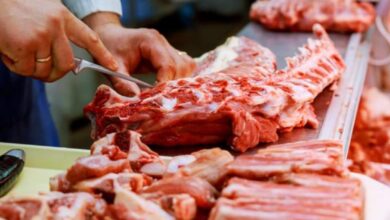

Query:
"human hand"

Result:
[[84, 13, 195, 96], [0, 0, 117, 82]]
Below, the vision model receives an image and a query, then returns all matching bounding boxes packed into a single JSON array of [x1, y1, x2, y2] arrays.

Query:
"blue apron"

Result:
[[0, 61, 59, 146]]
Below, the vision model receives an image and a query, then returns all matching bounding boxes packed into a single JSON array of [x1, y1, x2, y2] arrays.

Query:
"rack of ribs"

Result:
[[85, 24, 345, 152], [210, 175, 364, 220], [250, 0, 375, 33], [227, 139, 346, 179]]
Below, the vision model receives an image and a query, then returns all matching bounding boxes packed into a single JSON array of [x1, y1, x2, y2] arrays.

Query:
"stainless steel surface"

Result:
[[239, 23, 368, 155], [72, 58, 153, 89]]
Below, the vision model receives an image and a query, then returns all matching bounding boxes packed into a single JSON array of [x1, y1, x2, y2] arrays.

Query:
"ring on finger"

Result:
[[36, 56, 52, 63]]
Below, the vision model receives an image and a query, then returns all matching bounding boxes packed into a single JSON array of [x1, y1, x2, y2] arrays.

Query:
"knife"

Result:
[[72, 58, 153, 89], [0, 149, 25, 197]]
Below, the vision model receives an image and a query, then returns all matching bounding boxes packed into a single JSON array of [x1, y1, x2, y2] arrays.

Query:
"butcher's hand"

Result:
[[84, 12, 196, 96], [0, 0, 117, 82]]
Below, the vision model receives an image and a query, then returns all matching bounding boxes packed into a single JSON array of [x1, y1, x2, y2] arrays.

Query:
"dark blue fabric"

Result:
[[0, 61, 59, 146]]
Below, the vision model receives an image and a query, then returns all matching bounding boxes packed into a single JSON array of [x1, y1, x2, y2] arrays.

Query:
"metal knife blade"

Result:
[[72, 58, 153, 89]]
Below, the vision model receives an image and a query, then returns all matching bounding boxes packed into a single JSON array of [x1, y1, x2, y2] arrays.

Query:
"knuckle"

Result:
[[144, 29, 160, 40], [48, 14, 62, 26], [35, 28, 50, 40]]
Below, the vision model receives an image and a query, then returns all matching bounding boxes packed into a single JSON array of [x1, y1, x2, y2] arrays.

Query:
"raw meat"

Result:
[[142, 176, 218, 208], [210, 176, 363, 220], [85, 24, 345, 152], [227, 139, 346, 179], [250, 0, 375, 33], [348, 88, 390, 185], [91, 130, 166, 176], [50, 154, 131, 192], [65, 155, 131, 184], [165, 148, 234, 186], [0, 192, 107, 220], [108, 185, 174, 220], [70, 172, 152, 203], [141, 193, 197, 220]]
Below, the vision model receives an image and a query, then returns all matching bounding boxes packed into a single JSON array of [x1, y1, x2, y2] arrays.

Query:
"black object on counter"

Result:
[[0, 149, 25, 197]]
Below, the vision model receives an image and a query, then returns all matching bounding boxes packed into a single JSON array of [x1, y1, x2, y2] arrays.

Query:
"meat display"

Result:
[[250, 0, 375, 33], [210, 176, 364, 220], [348, 88, 390, 186], [1, 135, 367, 220], [227, 139, 346, 179], [85, 24, 345, 152]]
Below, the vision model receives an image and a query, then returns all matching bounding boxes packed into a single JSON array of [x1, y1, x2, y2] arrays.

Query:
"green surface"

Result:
[[0, 142, 88, 196]]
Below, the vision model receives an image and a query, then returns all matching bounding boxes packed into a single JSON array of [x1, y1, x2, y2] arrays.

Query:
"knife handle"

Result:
[[0, 149, 25, 197]]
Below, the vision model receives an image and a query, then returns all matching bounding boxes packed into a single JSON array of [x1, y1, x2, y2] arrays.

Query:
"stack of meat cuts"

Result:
[[211, 139, 364, 220], [348, 88, 390, 186], [0, 127, 364, 219], [250, 0, 375, 33], [85, 24, 345, 152]]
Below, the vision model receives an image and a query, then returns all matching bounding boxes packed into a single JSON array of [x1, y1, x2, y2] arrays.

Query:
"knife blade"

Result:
[[72, 58, 153, 89]]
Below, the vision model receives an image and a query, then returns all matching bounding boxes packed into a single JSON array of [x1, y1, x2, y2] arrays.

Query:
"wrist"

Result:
[[83, 12, 121, 32]]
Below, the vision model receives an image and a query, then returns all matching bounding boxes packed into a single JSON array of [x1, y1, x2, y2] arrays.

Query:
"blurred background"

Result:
[[46, 0, 254, 149]]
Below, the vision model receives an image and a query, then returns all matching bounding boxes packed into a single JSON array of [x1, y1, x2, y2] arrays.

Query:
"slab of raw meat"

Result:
[[250, 0, 375, 33], [165, 148, 234, 187], [0, 192, 107, 220], [85, 24, 345, 152], [210, 176, 364, 220], [227, 139, 346, 179], [142, 176, 218, 208]]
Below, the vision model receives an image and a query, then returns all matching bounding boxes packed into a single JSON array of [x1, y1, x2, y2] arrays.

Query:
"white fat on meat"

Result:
[[166, 155, 197, 174], [195, 37, 240, 76], [114, 185, 174, 220]]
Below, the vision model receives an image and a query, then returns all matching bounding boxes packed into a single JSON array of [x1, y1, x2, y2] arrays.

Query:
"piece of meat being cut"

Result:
[[210, 176, 364, 220], [250, 0, 375, 33], [85, 24, 345, 152], [227, 139, 346, 179]]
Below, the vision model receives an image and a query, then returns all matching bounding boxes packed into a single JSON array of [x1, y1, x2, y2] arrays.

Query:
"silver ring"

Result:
[[36, 56, 52, 63]]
